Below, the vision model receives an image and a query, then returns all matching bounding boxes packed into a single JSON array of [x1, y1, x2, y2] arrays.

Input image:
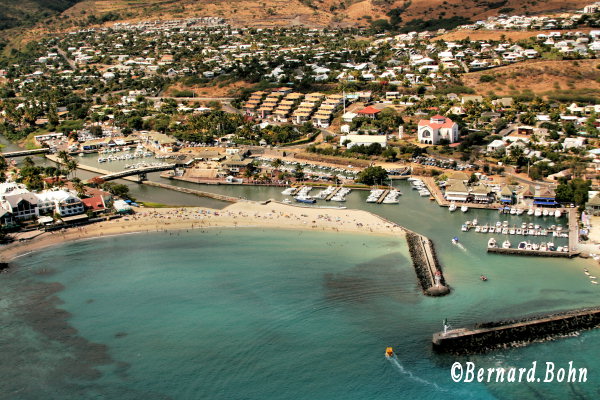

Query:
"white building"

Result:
[[36, 190, 85, 216], [340, 134, 387, 149], [417, 115, 459, 145]]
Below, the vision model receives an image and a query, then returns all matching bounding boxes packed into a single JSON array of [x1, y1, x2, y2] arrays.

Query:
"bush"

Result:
[[479, 74, 495, 83]]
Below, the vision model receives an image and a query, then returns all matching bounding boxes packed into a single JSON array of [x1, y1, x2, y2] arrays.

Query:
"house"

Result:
[[417, 115, 459, 145], [36, 190, 85, 217], [487, 139, 505, 153], [0, 208, 14, 227], [563, 137, 586, 149], [356, 106, 381, 119], [81, 196, 107, 214], [340, 134, 387, 149], [499, 186, 514, 204], [585, 193, 600, 215], [534, 186, 558, 207], [1, 193, 39, 221], [471, 184, 492, 203], [444, 180, 470, 202]]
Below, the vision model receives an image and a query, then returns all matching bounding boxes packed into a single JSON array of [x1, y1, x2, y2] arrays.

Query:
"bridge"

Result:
[[1, 148, 51, 158], [90, 164, 176, 183]]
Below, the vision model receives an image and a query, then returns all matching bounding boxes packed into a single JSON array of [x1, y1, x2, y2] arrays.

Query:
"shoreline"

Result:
[[1, 201, 406, 263]]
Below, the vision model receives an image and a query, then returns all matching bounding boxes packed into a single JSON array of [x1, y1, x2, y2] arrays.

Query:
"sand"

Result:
[[1, 201, 405, 263]]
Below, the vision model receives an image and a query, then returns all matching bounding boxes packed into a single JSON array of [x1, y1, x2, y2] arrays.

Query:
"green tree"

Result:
[[356, 166, 388, 186]]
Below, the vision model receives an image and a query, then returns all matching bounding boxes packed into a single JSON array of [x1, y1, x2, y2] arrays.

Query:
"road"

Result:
[[55, 47, 76, 70]]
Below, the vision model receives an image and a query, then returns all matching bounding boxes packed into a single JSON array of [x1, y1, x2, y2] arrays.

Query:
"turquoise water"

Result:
[[3, 227, 600, 399]]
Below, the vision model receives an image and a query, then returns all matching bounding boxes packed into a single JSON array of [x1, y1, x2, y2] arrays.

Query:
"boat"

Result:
[[480, 275, 488, 281], [527, 209, 534, 216], [534, 209, 542, 217], [472, 218, 478, 226], [518, 241, 527, 249], [555, 210, 562, 218], [452, 236, 459, 244], [449, 203, 457, 212], [510, 208, 517, 215], [542, 209, 549, 216], [385, 347, 394, 358], [481, 225, 488, 233], [418, 189, 431, 197], [461, 224, 468, 232], [488, 238, 497, 248], [502, 239, 511, 249], [295, 195, 316, 204], [461, 206, 469, 213], [592, 281, 599, 285], [282, 198, 292, 204], [516, 209, 524, 215], [475, 226, 481, 232], [281, 187, 295, 195]]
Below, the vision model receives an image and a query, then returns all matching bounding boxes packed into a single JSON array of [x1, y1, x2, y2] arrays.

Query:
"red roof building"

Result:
[[417, 115, 459, 145], [357, 106, 381, 119], [81, 196, 107, 212]]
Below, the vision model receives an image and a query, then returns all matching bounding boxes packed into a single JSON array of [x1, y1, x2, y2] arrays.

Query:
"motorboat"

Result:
[[555, 210, 562, 218], [516, 209, 524, 215], [509, 228, 515, 235], [475, 226, 481, 232], [481, 225, 488, 233], [385, 347, 394, 358], [518, 241, 527, 249], [527, 209, 534, 216], [534, 209, 542, 217], [449, 203, 457, 212], [281, 187, 295, 195], [282, 198, 292, 204], [461, 224, 468, 232], [295, 195, 316, 204], [472, 218, 478, 226], [502, 240, 511, 249], [510, 208, 517, 215], [502, 228, 508, 235], [461, 206, 469, 213], [452, 236, 459, 244], [480, 275, 488, 281], [488, 238, 497, 248], [542, 209, 549, 216]]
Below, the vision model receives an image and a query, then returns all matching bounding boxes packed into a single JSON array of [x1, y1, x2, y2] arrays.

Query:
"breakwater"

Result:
[[405, 231, 450, 296], [142, 181, 240, 203], [432, 307, 600, 354]]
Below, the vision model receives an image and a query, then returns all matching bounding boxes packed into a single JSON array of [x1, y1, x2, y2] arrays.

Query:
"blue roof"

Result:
[[534, 200, 558, 206], [500, 199, 512, 203]]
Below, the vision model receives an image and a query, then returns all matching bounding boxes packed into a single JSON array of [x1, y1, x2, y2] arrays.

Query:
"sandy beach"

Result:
[[1, 200, 405, 263]]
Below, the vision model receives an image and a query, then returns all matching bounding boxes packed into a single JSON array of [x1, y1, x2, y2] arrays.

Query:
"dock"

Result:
[[487, 247, 575, 258], [325, 187, 341, 201], [376, 189, 390, 204], [142, 182, 240, 203], [568, 207, 578, 253], [433, 307, 600, 354]]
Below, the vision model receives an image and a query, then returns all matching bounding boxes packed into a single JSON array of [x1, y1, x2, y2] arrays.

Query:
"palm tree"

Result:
[[66, 159, 78, 179], [71, 177, 87, 197], [57, 150, 70, 164]]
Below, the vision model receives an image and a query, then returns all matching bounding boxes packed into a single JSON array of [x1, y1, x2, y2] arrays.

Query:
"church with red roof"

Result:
[[417, 115, 459, 145]]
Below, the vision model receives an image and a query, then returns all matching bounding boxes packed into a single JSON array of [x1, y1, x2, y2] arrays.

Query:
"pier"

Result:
[[432, 307, 600, 354], [487, 247, 575, 258], [325, 187, 341, 201], [1, 148, 51, 158], [405, 231, 450, 296], [376, 189, 390, 204]]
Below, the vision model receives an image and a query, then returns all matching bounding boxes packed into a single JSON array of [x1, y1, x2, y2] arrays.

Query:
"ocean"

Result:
[[2, 223, 600, 399]]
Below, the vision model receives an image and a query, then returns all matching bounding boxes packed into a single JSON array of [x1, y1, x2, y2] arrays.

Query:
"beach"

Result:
[[1, 200, 405, 263]]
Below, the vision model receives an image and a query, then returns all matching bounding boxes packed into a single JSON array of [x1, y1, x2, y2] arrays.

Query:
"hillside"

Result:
[[1, 0, 593, 34], [0, 0, 82, 30], [462, 59, 600, 101]]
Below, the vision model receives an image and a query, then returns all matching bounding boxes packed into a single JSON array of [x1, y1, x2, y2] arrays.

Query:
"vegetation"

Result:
[[356, 166, 388, 186]]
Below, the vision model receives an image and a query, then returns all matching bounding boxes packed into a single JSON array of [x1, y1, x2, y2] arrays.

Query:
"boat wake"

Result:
[[453, 242, 467, 252], [386, 355, 447, 392]]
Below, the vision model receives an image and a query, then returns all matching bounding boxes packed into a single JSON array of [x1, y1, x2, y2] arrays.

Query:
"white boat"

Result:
[[452, 237, 459, 244], [461, 224, 468, 232], [475, 226, 481, 232], [534, 209, 542, 217], [488, 238, 497, 248], [461, 206, 469, 213], [510, 208, 517, 215], [527, 209, 534, 216], [472, 218, 478, 226], [281, 187, 295, 195], [542, 209, 549, 216], [418, 189, 431, 197], [481, 225, 489, 233], [516, 209, 524, 215], [282, 198, 292, 204], [502, 240, 511, 249], [449, 203, 457, 212], [554, 210, 562, 218]]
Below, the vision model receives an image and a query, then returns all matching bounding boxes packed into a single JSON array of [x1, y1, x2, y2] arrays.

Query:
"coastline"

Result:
[[1, 200, 406, 263]]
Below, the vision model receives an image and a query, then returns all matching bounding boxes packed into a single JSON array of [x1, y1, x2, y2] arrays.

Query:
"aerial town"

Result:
[[3, 1, 600, 398]]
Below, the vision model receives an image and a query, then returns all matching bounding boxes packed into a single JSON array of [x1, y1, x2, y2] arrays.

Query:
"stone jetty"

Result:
[[405, 231, 450, 296], [432, 307, 600, 354]]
